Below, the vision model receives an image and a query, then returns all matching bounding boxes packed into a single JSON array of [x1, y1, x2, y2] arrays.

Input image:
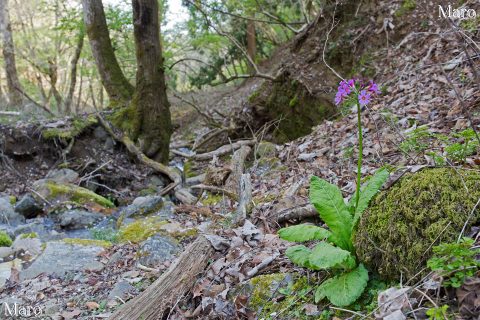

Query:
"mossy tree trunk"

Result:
[[82, 0, 134, 105], [131, 0, 172, 163], [0, 0, 23, 108], [82, 0, 172, 164]]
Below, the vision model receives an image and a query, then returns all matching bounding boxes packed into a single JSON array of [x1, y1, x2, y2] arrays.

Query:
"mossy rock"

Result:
[[33, 180, 114, 208], [42, 115, 97, 140], [354, 168, 480, 281], [118, 217, 169, 243]]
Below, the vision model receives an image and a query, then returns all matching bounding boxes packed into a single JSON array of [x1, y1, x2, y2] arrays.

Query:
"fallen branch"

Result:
[[0, 111, 20, 116], [246, 251, 280, 278], [190, 184, 238, 201], [277, 204, 317, 223], [196, 140, 256, 161], [97, 115, 181, 195], [110, 236, 215, 320]]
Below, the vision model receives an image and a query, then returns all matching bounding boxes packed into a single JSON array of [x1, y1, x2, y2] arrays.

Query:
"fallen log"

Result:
[[110, 235, 215, 320]]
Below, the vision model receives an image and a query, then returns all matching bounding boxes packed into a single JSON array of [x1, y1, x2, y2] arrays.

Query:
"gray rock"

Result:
[[138, 235, 180, 268], [12, 237, 43, 258], [84, 260, 104, 272], [119, 196, 164, 218], [0, 197, 25, 226], [93, 126, 108, 140], [297, 152, 318, 162], [149, 175, 167, 188], [45, 168, 79, 184], [20, 241, 104, 280], [0, 247, 14, 260], [58, 210, 104, 230], [14, 194, 43, 218], [13, 218, 62, 242], [108, 280, 136, 301], [0, 259, 22, 290], [157, 201, 175, 219]]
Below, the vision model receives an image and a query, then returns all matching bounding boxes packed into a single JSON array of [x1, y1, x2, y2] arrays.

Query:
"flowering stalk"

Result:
[[335, 79, 379, 211]]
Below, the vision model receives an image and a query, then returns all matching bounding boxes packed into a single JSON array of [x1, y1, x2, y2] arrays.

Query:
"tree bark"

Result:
[[246, 20, 256, 74], [64, 29, 85, 114], [131, 0, 172, 163], [110, 236, 215, 320], [0, 0, 23, 108], [82, 0, 133, 104]]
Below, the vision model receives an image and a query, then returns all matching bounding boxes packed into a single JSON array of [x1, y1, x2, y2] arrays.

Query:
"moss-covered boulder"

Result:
[[32, 180, 114, 208], [354, 168, 480, 281]]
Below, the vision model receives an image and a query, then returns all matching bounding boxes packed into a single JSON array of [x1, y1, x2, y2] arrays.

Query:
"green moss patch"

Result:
[[42, 115, 97, 140], [240, 273, 319, 319], [354, 168, 480, 281], [0, 231, 12, 247], [35, 181, 114, 208], [118, 217, 168, 243], [62, 238, 112, 248]]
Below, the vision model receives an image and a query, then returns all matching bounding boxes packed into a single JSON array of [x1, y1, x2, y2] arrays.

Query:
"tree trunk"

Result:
[[64, 29, 85, 114], [82, 0, 133, 105], [0, 0, 23, 108], [246, 20, 256, 74], [131, 0, 172, 163]]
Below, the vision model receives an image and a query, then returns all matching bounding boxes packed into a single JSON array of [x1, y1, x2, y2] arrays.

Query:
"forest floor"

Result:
[[0, 0, 480, 319]]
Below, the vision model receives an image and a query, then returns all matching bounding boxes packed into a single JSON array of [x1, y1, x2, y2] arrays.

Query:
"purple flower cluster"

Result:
[[335, 79, 380, 106]]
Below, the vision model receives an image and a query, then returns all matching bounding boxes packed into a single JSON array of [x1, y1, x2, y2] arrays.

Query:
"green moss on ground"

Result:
[[200, 193, 223, 206], [245, 274, 319, 319], [20, 232, 38, 239], [62, 238, 112, 248], [40, 181, 114, 208], [118, 217, 168, 243], [42, 115, 97, 140], [0, 231, 12, 247], [354, 168, 480, 281], [9, 196, 16, 205], [395, 0, 416, 17]]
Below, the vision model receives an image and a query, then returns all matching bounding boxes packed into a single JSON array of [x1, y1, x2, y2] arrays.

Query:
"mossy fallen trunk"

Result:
[[354, 168, 480, 281]]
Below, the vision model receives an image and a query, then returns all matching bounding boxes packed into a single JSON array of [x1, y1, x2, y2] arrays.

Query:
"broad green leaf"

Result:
[[314, 264, 369, 307], [309, 176, 353, 251], [349, 168, 389, 227], [278, 224, 331, 242], [285, 245, 312, 268], [308, 242, 356, 270]]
